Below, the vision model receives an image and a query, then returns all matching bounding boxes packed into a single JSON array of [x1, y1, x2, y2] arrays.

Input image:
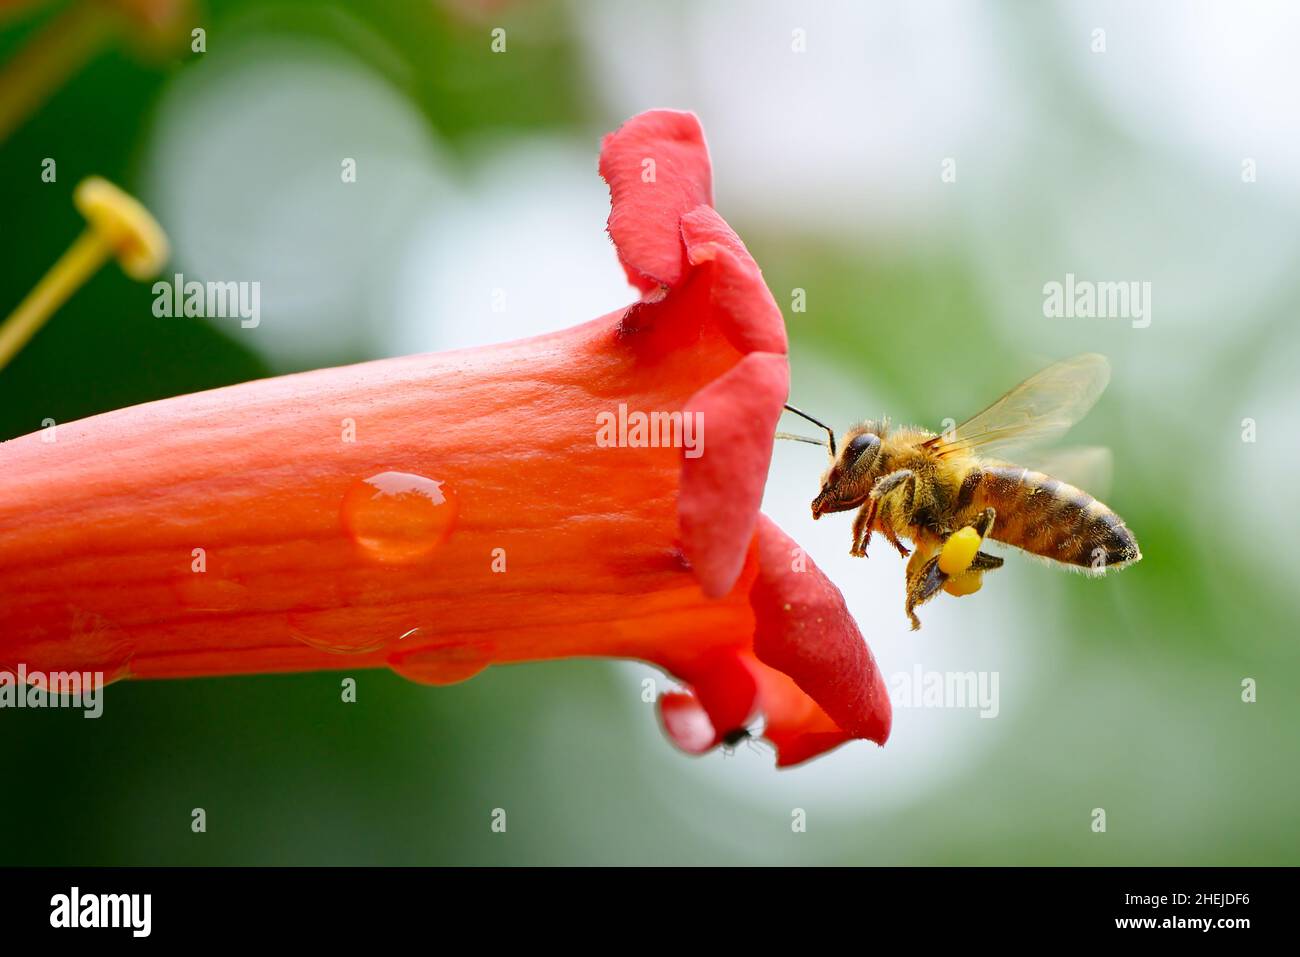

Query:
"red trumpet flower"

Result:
[[0, 110, 890, 765]]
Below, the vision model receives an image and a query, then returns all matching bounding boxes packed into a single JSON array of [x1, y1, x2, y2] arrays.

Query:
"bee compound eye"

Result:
[[844, 432, 879, 466]]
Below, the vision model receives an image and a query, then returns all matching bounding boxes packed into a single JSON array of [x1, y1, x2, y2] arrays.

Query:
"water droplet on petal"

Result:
[[388, 644, 490, 686], [340, 472, 458, 563], [10, 606, 134, 687], [286, 603, 402, 655], [288, 624, 390, 656]]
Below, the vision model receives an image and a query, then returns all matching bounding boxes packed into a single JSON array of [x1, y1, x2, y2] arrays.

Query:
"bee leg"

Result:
[[956, 509, 1003, 574], [850, 499, 876, 557], [870, 468, 916, 507], [881, 523, 911, 559], [904, 554, 946, 631], [907, 513, 1002, 628], [871, 469, 916, 558], [934, 507, 997, 575]]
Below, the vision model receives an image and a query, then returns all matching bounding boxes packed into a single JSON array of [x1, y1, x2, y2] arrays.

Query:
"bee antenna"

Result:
[[775, 431, 828, 447], [782, 404, 837, 456]]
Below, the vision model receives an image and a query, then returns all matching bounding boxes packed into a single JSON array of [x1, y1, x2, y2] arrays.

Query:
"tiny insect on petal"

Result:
[[938, 526, 982, 576]]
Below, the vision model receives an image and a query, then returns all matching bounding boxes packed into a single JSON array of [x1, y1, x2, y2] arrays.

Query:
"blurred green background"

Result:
[[1, 0, 1297, 865]]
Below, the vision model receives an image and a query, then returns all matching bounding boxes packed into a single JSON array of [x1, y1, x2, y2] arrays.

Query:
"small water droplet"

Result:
[[340, 471, 458, 563], [388, 644, 490, 686], [10, 606, 134, 687], [286, 603, 399, 656], [288, 624, 389, 656]]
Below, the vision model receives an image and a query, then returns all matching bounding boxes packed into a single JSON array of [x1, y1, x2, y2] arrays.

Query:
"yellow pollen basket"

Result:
[[943, 569, 984, 597], [938, 526, 982, 577]]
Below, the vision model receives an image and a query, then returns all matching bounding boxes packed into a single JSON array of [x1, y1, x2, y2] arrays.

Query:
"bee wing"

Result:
[[925, 354, 1111, 460], [1029, 445, 1114, 498]]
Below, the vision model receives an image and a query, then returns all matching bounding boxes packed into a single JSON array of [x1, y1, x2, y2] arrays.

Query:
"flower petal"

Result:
[[669, 646, 758, 737], [749, 514, 892, 748], [679, 351, 789, 597], [751, 665, 854, 767], [657, 690, 718, 754], [0, 108, 891, 770], [599, 110, 713, 293], [681, 205, 788, 356]]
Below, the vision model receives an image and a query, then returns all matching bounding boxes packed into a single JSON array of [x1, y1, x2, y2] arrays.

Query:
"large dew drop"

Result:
[[340, 471, 457, 562]]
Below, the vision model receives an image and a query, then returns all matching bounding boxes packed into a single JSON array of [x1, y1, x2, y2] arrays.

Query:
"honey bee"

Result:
[[779, 354, 1141, 630]]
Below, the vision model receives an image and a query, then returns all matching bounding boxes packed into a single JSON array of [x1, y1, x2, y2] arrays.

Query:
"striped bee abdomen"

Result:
[[972, 466, 1141, 572]]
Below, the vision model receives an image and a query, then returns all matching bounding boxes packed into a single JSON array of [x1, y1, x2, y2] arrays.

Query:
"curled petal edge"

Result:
[[657, 516, 891, 767], [679, 352, 789, 598], [599, 109, 714, 292], [750, 514, 892, 748]]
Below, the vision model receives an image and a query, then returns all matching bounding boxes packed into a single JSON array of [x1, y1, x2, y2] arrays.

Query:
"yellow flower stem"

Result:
[[0, 228, 109, 370], [0, 0, 117, 144]]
